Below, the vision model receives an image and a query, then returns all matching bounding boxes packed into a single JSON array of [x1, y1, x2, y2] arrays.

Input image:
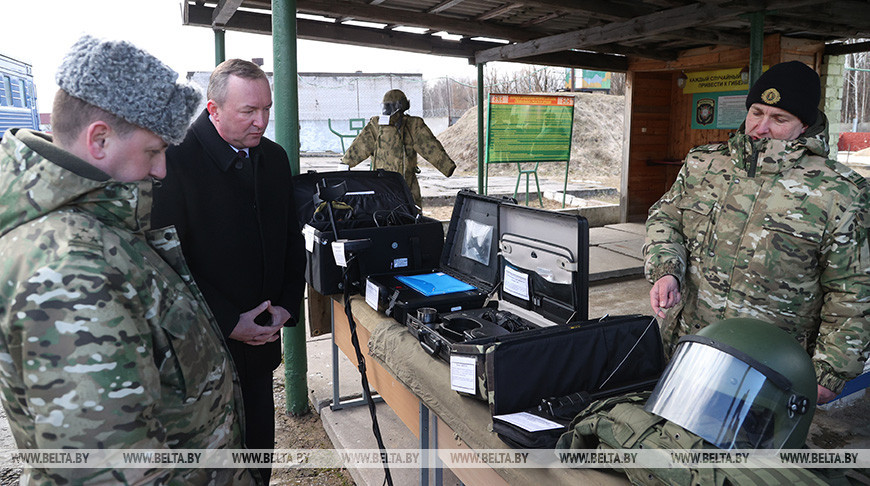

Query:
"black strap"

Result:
[[410, 235, 422, 268]]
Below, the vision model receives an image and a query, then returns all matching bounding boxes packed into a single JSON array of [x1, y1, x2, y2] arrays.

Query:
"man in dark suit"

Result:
[[152, 59, 306, 483]]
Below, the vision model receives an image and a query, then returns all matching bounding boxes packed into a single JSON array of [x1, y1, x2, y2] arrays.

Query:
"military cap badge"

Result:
[[761, 87, 781, 105]]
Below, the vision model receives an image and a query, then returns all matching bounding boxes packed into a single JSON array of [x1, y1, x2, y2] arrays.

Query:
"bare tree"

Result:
[[841, 39, 870, 128], [609, 72, 626, 96], [424, 65, 624, 120]]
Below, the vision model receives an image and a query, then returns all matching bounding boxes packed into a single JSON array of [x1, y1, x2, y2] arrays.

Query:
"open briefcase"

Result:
[[368, 189, 593, 368], [293, 169, 444, 295], [364, 190, 514, 325]]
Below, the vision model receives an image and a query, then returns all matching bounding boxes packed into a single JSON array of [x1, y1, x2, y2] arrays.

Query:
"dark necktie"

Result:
[[234, 150, 255, 190], [234, 150, 248, 169]]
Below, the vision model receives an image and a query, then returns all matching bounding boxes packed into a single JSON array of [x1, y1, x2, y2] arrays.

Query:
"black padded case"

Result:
[[479, 315, 666, 448], [294, 169, 444, 295]]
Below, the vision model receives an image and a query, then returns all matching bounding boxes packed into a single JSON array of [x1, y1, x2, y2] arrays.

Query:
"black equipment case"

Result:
[[294, 169, 444, 295], [368, 189, 592, 362], [364, 190, 513, 324], [476, 315, 666, 449]]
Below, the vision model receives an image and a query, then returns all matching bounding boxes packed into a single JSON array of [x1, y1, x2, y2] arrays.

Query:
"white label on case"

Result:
[[365, 279, 379, 311], [302, 224, 315, 253], [393, 257, 409, 269], [450, 306, 462, 312], [450, 355, 477, 394], [331, 241, 348, 267], [492, 412, 563, 432], [503, 265, 530, 301]]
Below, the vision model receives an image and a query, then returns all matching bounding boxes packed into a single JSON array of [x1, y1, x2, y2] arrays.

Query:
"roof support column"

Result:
[[749, 12, 764, 85], [477, 63, 485, 194], [272, 0, 308, 415], [214, 29, 226, 66]]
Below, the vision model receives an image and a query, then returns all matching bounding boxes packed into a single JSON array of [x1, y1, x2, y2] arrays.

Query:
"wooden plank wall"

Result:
[[626, 71, 672, 219]]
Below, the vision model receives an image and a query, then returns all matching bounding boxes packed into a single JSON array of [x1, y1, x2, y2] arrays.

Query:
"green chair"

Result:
[[328, 118, 366, 153], [514, 161, 544, 206]]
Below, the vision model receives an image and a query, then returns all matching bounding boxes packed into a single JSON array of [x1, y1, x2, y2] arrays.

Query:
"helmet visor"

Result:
[[644, 340, 801, 450]]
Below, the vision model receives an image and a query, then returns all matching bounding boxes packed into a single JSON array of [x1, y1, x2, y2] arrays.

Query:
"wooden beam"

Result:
[[517, 0, 657, 21], [679, 27, 748, 48], [212, 0, 244, 26], [297, 18, 505, 60], [475, 2, 744, 64], [427, 0, 469, 14], [296, 0, 536, 42], [476, 3, 523, 22], [188, 4, 504, 60], [765, 14, 870, 39], [513, 50, 630, 72], [521, 12, 563, 27], [187, 3, 271, 34], [825, 40, 870, 56]]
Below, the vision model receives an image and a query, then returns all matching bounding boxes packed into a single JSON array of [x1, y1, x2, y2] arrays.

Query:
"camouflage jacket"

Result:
[[341, 114, 456, 207], [644, 115, 870, 394], [0, 129, 256, 485]]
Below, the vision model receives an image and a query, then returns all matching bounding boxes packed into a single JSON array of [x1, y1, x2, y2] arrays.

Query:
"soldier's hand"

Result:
[[230, 301, 283, 345], [650, 275, 681, 319]]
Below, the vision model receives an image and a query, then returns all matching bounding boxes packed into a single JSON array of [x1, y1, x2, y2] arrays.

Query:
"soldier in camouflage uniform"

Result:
[[644, 61, 870, 404], [341, 89, 456, 207], [0, 37, 257, 484]]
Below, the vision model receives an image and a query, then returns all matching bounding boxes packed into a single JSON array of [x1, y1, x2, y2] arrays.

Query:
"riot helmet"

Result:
[[644, 318, 816, 450], [382, 89, 410, 116]]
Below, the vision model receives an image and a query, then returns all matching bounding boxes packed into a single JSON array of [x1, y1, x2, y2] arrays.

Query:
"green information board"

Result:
[[486, 94, 575, 162], [485, 94, 575, 206]]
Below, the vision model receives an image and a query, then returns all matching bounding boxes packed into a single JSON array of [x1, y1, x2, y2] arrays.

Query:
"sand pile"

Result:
[[437, 92, 625, 187]]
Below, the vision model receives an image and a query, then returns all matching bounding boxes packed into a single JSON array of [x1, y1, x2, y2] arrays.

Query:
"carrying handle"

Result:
[[418, 328, 441, 356], [314, 179, 347, 204]]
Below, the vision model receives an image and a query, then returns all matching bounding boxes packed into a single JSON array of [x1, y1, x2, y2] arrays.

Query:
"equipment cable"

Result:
[[341, 261, 393, 486]]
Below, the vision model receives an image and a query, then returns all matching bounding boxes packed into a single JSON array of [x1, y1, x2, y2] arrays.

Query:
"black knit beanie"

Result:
[[745, 61, 821, 126]]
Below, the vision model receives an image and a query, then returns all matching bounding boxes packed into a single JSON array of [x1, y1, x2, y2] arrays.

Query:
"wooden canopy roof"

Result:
[[183, 0, 870, 72]]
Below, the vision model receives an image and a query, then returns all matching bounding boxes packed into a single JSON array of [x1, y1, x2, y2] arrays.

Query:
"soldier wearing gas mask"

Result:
[[341, 89, 456, 208]]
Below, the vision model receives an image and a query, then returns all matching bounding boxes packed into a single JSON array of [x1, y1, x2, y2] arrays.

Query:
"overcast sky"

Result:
[[2, 0, 482, 111]]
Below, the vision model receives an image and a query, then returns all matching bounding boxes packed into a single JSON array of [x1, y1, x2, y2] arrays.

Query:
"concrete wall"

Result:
[[187, 71, 424, 153]]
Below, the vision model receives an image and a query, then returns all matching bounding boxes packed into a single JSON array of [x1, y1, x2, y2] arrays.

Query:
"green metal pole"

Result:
[[272, 0, 308, 415], [477, 63, 485, 194], [214, 29, 226, 66], [749, 12, 764, 85]]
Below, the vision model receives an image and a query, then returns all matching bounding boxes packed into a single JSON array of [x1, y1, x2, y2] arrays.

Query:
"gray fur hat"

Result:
[[55, 35, 201, 144]]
